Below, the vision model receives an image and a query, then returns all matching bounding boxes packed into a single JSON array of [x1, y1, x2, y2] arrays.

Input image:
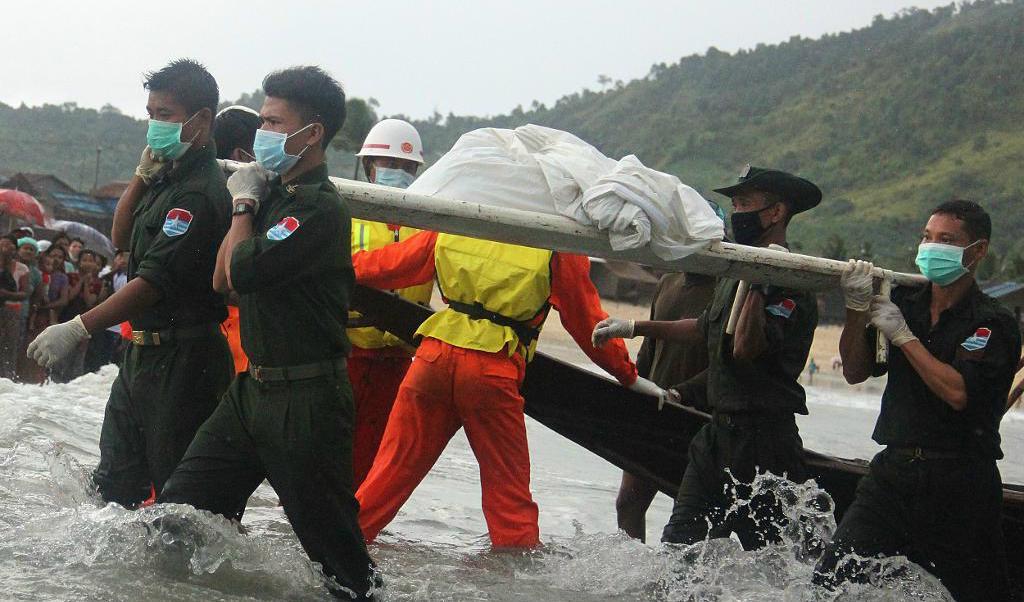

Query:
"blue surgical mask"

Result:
[[147, 113, 199, 160], [915, 240, 980, 286], [253, 124, 314, 174], [374, 167, 415, 189]]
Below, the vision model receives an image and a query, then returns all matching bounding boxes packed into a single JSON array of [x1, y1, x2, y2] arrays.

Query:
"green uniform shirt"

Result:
[[697, 277, 818, 415], [231, 163, 353, 366], [870, 282, 1021, 459], [636, 273, 716, 388], [129, 144, 230, 331]]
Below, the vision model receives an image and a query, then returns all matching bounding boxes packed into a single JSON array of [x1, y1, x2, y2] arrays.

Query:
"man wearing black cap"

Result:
[[593, 165, 821, 549]]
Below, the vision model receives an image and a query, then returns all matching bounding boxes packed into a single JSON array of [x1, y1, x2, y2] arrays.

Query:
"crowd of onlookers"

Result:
[[0, 227, 128, 383]]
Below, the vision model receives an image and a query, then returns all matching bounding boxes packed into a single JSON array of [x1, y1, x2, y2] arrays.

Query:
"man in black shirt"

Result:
[[28, 60, 233, 506], [160, 66, 377, 599], [594, 165, 821, 549], [815, 200, 1021, 601]]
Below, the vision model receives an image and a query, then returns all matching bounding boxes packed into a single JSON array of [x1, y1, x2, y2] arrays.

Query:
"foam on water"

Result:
[[0, 370, 957, 600]]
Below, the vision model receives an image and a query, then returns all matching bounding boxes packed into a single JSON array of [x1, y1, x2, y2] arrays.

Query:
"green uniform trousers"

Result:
[[92, 333, 233, 507], [159, 369, 377, 598], [661, 414, 807, 549], [813, 449, 1009, 601]]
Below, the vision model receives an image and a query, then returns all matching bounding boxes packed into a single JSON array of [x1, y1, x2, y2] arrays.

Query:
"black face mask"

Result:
[[729, 204, 776, 246]]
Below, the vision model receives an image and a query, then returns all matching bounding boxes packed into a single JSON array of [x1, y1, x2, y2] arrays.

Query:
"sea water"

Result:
[[3, 367, 1019, 601]]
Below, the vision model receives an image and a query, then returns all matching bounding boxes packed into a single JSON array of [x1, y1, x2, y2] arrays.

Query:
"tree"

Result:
[[332, 97, 379, 153], [597, 74, 612, 91], [823, 234, 848, 260]]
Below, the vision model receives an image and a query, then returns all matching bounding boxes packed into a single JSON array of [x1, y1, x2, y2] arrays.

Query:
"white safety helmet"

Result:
[[355, 118, 424, 164]]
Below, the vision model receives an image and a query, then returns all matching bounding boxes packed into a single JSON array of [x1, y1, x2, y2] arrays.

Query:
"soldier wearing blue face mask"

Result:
[[161, 66, 379, 600], [817, 200, 1021, 601]]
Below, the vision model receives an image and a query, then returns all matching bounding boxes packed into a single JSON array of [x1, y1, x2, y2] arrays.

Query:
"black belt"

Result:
[[887, 446, 967, 461], [248, 357, 347, 383], [131, 323, 222, 346], [711, 412, 794, 429], [445, 299, 543, 346]]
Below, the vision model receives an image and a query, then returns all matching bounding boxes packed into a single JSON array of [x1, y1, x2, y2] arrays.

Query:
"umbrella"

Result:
[[0, 189, 46, 226], [48, 219, 115, 257]]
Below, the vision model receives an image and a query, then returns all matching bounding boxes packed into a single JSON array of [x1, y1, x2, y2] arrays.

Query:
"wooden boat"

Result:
[[351, 284, 1024, 591]]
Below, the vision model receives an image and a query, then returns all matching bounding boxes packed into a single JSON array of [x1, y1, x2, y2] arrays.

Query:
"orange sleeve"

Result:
[[352, 230, 438, 290], [548, 252, 638, 386]]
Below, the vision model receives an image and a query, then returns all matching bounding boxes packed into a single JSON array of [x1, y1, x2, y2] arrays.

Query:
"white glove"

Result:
[[869, 295, 917, 347], [226, 162, 273, 211], [134, 146, 166, 184], [628, 376, 682, 410], [591, 317, 635, 348], [27, 315, 91, 369], [841, 259, 874, 312]]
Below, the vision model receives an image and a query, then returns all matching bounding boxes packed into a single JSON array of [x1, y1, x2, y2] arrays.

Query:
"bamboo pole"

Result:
[[220, 161, 927, 292]]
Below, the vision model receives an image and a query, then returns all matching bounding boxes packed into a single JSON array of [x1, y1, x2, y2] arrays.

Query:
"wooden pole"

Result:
[[219, 160, 927, 292]]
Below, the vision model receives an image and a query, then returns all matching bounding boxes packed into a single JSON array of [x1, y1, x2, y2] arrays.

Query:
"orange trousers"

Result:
[[348, 352, 411, 488], [220, 306, 248, 374], [355, 337, 540, 548]]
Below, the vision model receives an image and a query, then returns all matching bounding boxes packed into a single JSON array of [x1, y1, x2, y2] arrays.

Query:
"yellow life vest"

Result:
[[348, 219, 434, 350], [417, 233, 553, 360]]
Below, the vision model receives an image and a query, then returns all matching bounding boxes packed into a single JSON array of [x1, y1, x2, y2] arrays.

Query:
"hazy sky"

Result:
[[2, 1, 953, 120]]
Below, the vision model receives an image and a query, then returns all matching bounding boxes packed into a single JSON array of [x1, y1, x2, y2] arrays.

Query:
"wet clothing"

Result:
[[815, 283, 1020, 601], [815, 450, 1007, 601], [127, 145, 230, 332], [870, 283, 1019, 459], [351, 231, 636, 547], [92, 143, 232, 505], [94, 333, 233, 504], [347, 219, 431, 488], [349, 353, 410, 487], [618, 273, 716, 540], [161, 164, 377, 598], [231, 164, 354, 366], [636, 273, 716, 393], [662, 277, 817, 547]]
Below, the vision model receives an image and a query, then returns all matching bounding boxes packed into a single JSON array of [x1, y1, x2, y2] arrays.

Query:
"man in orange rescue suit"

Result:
[[348, 118, 432, 487], [351, 232, 672, 548]]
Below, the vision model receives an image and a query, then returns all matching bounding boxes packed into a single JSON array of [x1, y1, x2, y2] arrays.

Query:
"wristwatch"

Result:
[[232, 201, 256, 217]]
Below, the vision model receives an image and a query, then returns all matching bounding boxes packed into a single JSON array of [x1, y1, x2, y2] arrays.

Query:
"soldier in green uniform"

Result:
[[593, 165, 821, 549], [159, 66, 377, 599], [27, 59, 233, 506], [815, 200, 1021, 601]]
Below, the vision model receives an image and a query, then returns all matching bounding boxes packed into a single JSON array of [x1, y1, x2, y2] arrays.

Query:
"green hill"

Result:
[[2, 0, 1022, 277]]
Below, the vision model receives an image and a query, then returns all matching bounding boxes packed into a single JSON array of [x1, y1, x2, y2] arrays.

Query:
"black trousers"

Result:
[[661, 414, 807, 549], [159, 370, 377, 599], [813, 449, 1009, 601], [92, 333, 233, 506]]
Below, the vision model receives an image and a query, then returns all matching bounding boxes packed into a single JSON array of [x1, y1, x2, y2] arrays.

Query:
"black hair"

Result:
[[932, 199, 992, 241], [1, 234, 17, 246], [144, 58, 219, 116], [47, 245, 66, 257], [52, 233, 70, 243], [78, 249, 98, 262], [70, 237, 85, 246], [214, 108, 261, 160], [262, 66, 346, 149]]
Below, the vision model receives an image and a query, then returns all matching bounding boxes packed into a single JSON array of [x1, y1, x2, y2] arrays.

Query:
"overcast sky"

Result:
[[2, 1, 953, 120]]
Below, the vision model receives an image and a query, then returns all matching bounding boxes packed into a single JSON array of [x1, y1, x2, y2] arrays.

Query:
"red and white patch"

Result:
[[961, 327, 992, 352], [401, 141, 414, 154], [162, 208, 193, 237], [266, 216, 300, 241], [765, 298, 797, 319]]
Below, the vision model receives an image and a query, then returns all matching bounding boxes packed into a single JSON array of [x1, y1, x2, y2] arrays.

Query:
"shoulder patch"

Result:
[[162, 208, 193, 237], [766, 298, 796, 319], [267, 216, 300, 241], [961, 327, 992, 351]]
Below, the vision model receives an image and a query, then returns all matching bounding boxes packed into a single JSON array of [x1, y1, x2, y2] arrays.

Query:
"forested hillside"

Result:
[[2, 0, 1022, 275]]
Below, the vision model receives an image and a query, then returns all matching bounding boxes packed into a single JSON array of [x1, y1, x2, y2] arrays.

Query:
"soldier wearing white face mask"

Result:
[[346, 119, 432, 487]]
